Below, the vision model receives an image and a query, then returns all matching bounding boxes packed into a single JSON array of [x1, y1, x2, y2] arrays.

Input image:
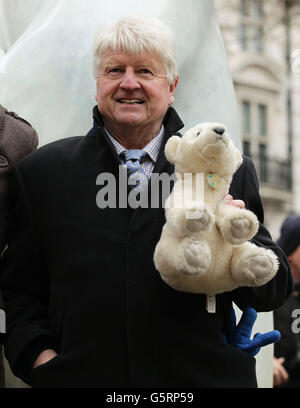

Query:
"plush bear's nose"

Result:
[[213, 127, 225, 136]]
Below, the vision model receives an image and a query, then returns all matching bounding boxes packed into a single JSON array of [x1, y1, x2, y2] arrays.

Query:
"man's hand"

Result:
[[222, 194, 245, 209], [33, 349, 58, 369], [223, 306, 281, 356], [273, 357, 289, 387]]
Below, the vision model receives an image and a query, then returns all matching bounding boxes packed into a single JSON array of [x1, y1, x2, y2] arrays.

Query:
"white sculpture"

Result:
[[0, 0, 240, 147]]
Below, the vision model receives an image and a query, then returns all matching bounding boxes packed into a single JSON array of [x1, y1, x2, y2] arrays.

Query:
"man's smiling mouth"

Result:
[[117, 99, 144, 104]]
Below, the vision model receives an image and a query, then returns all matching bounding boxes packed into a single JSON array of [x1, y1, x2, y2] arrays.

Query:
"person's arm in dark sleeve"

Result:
[[230, 156, 293, 312], [0, 164, 55, 384]]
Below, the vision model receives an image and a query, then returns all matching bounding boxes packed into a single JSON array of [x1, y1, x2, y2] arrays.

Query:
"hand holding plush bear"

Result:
[[154, 123, 278, 305]]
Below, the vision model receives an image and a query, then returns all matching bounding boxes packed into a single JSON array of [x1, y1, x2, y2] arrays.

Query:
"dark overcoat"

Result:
[[0, 107, 292, 388]]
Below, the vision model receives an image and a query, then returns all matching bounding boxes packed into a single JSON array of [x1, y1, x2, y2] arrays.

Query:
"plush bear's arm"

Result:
[[229, 156, 293, 312], [165, 198, 214, 237], [215, 202, 259, 245]]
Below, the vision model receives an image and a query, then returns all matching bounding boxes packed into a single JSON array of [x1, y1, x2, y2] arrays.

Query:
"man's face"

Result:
[[288, 245, 300, 282], [95, 51, 178, 134]]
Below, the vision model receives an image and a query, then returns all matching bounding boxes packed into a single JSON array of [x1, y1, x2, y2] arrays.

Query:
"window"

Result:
[[258, 104, 267, 136], [240, 100, 269, 183], [240, 0, 249, 16], [242, 101, 251, 134], [254, 25, 264, 53], [239, 98, 291, 191], [239, 24, 248, 50], [238, 0, 264, 53], [259, 143, 267, 182], [252, 0, 263, 19]]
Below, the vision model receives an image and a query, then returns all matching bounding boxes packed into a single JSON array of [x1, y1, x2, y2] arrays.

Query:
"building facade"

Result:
[[215, 0, 300, 239]]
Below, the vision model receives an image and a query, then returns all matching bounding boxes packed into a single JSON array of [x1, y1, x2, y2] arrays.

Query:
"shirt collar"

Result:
[[105, 125, 165, 164]]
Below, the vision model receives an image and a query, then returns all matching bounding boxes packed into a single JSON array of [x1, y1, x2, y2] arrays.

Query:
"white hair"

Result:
[[93, 16, 178, 84]]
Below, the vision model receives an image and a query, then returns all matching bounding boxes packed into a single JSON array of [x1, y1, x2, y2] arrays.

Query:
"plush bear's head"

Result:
[[165, 123, 243, 178]]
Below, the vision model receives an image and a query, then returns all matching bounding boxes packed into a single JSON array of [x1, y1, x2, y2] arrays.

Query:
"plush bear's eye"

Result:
[[196, 131, 201, 137]]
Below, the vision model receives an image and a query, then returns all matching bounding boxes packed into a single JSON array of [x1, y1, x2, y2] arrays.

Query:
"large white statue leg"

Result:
[[0, 0, 240, 147]]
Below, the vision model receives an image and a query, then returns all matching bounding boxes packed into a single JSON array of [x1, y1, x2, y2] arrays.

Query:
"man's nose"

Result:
[[120, 69, 141, 90]]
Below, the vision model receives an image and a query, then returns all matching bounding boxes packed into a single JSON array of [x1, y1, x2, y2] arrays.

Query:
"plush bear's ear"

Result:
[[165, 136, 181, 164]]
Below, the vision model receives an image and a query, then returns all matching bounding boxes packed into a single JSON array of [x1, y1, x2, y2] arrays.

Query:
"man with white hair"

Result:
[[0, 17, 292, 388]]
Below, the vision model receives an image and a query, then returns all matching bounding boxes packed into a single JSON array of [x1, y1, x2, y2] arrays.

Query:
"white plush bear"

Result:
[[154, 123, 278, 309]]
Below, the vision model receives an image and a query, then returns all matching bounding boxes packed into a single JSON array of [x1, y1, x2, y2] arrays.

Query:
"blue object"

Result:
[[223, 306, 281, 356], [121, 149, 147, 176]]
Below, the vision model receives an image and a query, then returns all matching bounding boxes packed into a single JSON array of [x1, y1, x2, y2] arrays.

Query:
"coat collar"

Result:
[[89, 106, 184, 175], [91, 105, 184, 138]]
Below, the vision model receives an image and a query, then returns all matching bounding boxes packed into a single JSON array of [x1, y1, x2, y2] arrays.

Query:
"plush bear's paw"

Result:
[[185, 203, 214, 234], [219, 209, 259, 245], [166, 203, 213, 238], [232, 247, 279, 287], [231, 218, 252, 239], [176, 240, 211, 276]]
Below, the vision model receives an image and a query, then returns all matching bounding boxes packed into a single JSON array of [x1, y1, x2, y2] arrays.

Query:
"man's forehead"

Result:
[[101, 51, 163, 66]]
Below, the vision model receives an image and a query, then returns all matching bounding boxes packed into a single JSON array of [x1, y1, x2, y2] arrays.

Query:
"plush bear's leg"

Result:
[[231, 242, 279, 287], [215, 204, 259, 245], [166, 201, 214, 238], [175, 238, 211, 276]]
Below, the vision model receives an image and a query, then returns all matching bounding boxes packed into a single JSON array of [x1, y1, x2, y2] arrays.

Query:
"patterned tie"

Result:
[[121, 149, 148, 191], [121, 149, 148, 176]]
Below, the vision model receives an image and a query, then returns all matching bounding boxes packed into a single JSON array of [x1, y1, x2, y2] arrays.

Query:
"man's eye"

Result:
[[107, 68, 123, 76], [138, 69, 153, 76]]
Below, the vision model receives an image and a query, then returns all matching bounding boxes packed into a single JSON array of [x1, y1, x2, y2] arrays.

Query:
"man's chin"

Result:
[[112, 114, 147, 128]]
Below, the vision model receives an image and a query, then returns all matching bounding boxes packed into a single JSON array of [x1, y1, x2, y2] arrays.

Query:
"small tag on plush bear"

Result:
[[206, 295, 216, 313], [207, 173, 221, 189]]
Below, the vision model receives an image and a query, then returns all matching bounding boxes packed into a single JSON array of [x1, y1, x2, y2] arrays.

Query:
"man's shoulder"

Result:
[[36, 135, 84, 153], [0, 105, 34, 129], [232, 155, 254, 181], [230, 155, 256, 197], [0, 105, 39, 164], [17, 136, 85, 172]]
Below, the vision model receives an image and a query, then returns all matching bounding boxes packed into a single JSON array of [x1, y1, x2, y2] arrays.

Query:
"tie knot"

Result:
[[122, 149, 147, 163]]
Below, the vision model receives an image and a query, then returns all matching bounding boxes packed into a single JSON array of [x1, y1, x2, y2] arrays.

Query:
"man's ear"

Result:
[[168, 75, 179, 106], [165, 136, 181, 164]]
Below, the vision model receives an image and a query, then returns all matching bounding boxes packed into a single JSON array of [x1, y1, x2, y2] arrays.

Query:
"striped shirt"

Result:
[[105, 126, 165, 179]]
